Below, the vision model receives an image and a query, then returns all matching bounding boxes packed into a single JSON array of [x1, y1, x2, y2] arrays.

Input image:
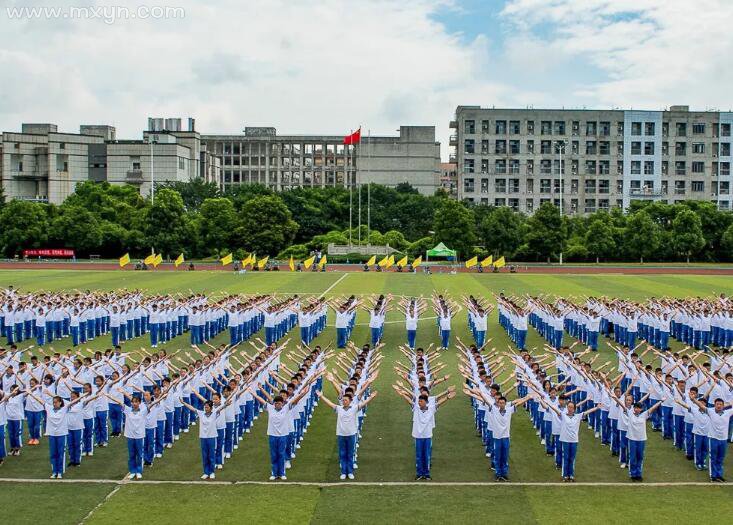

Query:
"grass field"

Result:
[[1, 270, 733, 524]]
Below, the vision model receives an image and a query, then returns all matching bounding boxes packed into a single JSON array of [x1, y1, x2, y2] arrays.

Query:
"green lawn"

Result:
[[1, 270, 733, 523]]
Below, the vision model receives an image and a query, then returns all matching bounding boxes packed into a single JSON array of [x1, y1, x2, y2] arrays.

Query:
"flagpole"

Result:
[[348, 131, 353, 247], [367, 129, 371, 247], [358, 126, 362, 246]]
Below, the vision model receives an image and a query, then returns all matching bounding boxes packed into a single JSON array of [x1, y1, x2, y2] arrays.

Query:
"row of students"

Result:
[[463, 296, 493, 349], [398, 297, 427, 350], [327, 296, 359, 349], [431, 294, 459, 350]]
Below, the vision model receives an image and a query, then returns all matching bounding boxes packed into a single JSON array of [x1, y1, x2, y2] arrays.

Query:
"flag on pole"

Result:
[[318, 255, 327, 269], [303, 255, 315, 269], [174, 253, 185, 267], [366, 255, 376, 266], [480, 255, 493, 268], [144, 253, 156, 265], [289, 256, 295, 271], [119, 253, 130, 268], [257, 256, 269, 269], [343, 128, 361, 145], [465, 256, 478, 268], [385, 255, 395, 269], [377, 255, 389, 267], [153, 254, 163, 267], [241, 254, 250, 267], [396, 255, 408, 268], [221, 253, 233, 266], [494, 256, 506, 268], [412, 256, 422, 268]]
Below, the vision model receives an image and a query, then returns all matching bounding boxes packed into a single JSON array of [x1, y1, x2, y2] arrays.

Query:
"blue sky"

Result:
[[2, 0, 732, 159]]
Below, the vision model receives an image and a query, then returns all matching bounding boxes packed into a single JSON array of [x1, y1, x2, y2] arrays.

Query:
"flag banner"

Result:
[[318, 255, 327, 268], [257, 256, 269, 269], [144, 253, 156, 265], [303, 255, 316, 269], [241, 254, 251, 266], [396, 255, 408, 268], [377, 255, 389, 267], [494, 256, 506, 268], [343, 128, 361, 145], [465, 256, 478, 268], [119, 253, 130, 268], [385, 255, 395, 269], [480, 255, 493, 268], [412, 256, 422, 267], [174, 253, 185, 267], [221, 253, 233, 266], [153, 254, 163, 267], [289, 256, 295, 271], [366, 255, 376, 266]]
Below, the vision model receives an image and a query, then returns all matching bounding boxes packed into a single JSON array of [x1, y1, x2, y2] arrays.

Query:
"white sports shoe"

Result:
[[209, 474, 215, 480], [269, 476, 276, 481], [347, 473, 354, 480], [285, 461, 291, 469], [280, 476, 287, 480], [201, 474, 209, 480], [340, 474, 346, 480], [135, 473, 142, 479], [128, 473, 135, 480]]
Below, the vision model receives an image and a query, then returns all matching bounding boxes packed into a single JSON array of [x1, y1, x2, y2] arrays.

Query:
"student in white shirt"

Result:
[[545, 399, 602, 481], [103, 392, 148, 479], [318, 390, 378, 480], [483, 393, 532, 481], [180, 398, 221, 479], [626, 400, 662, 481]]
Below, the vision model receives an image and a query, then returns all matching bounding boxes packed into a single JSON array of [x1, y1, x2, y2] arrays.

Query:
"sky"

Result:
[[2, 0, 733, 160]]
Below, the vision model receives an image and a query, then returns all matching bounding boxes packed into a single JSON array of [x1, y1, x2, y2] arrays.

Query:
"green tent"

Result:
[[426, 242, 457, 260]]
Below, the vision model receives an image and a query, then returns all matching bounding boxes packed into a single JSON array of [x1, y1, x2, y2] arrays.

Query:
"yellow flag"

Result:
[[119, 253, 130, 268], [221, 253, 233, 266], [366, 255, 376, 266], [257, 256, 269, 269], [144, 253, 156, 265], [377, 255, 389, 267], [385, 255, 395, 269], [480, 255, 493, 268], [153, 254, 163, 267], [303, 255, 315, 269], [494, 256, 506, 268], [251, 255, 257, 268], [396, 255, 408, 268], [318, 255, 327, 268], [174, 253, 185, 267], [241, 254, 250, 267], [289, 256, 295, 271], [465, 256, 478, 268], [412, 256, 422, 268]]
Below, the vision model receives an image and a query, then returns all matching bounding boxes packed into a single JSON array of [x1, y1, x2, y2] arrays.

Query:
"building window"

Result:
[[692, 161, 705, 173], [692, 142, 705, 154], [675, 181, 686, 194], [631, 161, 641, 174], [586, 121, 597, 135], [554, 121, 565, 135], [585, 160, 597, 175], [495, 179, 506, 193], [541, 121, 552, 135], [509, 140, 520, 154], [495, 159, 507, 174], [631, 142, 642, 155], [586, 141, 597, 155], [465, 139, 475, 154], [527, 120, 535, 135], [721, 123, 731, 137], [584, 179, 596, 194], [481, 178, 489, 193], [463, 178, 474, 193], [495, 120, 506, 134], [644, 161, 654, 175], [599, 141, 610, 155], [572, 121, 580, 135], [675, 161, 686, 175], [509, 120, 520, 134], [675, 142, 686, 156], [631, 122, 642, 136], [540, 179, 551, 193], [600, 121, 611, 136], [494, 198, 506, 207], [644, 142, 655, 155], [599, 180, 610, 194], [495, 140, 506, 154], [692, 123, 705, 135], [644, 122, 655, 136], [526, 199, 534, 212], [691, 181, 704, 192], [526, 140, 534, 154], [464, 120, 475, 134], [676, 122, 687, 136]]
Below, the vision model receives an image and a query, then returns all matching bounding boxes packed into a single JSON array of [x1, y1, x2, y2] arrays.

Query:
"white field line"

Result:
[[0, 478, 723, 488], [78, 484, 121, 524], [318, 273, 348, 298]]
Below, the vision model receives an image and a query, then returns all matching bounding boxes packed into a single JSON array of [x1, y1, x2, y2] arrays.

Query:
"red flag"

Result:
[[343, 128, 361, 145]]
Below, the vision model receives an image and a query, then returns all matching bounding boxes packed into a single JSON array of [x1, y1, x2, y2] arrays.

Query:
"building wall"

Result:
[[452, 106, 733, 213], [106, 142, 192, 197]]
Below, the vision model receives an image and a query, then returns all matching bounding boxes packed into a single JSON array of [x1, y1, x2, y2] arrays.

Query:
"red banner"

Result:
[[23, 249, 75, 258]]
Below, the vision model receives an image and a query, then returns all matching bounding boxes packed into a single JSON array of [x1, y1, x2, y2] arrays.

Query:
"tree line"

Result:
[[0, 179, 732, 263]]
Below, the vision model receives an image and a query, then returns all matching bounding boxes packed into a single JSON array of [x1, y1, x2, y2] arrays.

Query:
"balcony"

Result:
[[629, 188, 663, 198], [449, 120, 458, 129], [126, 170, 144, 184], [448, 153, 456, 163], [10, 169, 47, 179], [17, 195, 48, 203], [449, 135, 458, 146]]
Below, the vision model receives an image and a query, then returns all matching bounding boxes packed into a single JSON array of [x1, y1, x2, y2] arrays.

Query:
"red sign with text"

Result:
[[22, 249, 75, 258]]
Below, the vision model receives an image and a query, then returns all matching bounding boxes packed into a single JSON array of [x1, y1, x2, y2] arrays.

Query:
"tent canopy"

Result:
[[426, 242, 457, 257]]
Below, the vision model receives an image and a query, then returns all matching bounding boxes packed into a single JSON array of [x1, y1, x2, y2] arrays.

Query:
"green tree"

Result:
[[232, 195, 298, 255], [48, 205, 102, 254], [585, 214, 616, 263], [721, 223, 733, 261], [524, 203, 566, 262], [432, 199, 476, 260], [479, 207, 524, 257], [144, 188, 194, 258], [0, 200, 49, 256], [160, 177, 221, 211], [671, 208, 706, 263], [198, 198, 237, 255], [624, 210, 662, 263]]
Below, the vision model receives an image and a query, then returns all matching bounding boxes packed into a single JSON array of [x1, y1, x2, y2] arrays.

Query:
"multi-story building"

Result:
[[451, 105, 733, 213], [0, 118, 220, 203], [201, 125, 440, 195], [439, 162, 458, 196]]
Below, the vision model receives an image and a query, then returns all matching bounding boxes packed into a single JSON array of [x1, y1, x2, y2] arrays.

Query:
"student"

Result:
[[484, 393, 532, 481], [66, 391, 85, 467], [0, 389, 6, 465], [318, 390, 378, 480], [545, 399, 602, 481], [180, 398, 220, 479], [625, 400, 662, 481], [104, 391, 148, 479], [697, 396, 733, 482]]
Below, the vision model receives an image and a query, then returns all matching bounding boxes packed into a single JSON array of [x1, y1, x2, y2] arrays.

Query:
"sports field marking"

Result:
[[318, 273, 348, 298], [79, 485, 121, 524], [0, 478, 724, 487]]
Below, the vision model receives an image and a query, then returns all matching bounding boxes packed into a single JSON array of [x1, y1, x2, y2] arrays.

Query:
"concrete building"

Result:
[[0, 118, 219, 204], [439, 162, 458, 196], [451, 105, 733, 213], [201, 125, 440, 195]]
